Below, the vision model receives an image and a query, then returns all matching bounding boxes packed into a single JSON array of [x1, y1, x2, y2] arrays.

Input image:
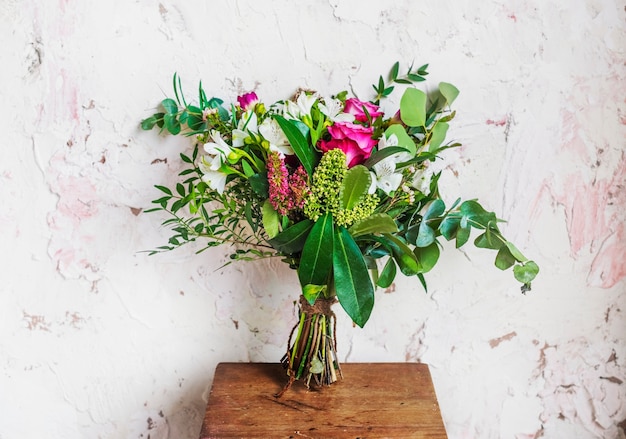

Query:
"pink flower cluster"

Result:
[[267, 151, 309, 216]]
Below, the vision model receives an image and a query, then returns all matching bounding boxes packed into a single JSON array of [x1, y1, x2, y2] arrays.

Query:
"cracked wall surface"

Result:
[[1, 1, 624, 438]]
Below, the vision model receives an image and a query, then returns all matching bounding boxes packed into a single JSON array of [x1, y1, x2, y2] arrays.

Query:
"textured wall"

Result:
[[1, 1, 625, 438]]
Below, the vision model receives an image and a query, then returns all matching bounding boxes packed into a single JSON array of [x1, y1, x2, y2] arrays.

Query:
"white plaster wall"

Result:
[[1, 1, 624, 438]]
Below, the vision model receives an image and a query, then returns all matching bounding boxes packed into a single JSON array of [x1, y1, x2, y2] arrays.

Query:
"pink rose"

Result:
[[343, 98, 384, 123], [319, 122, 377, 167], [237, 92, 259, 111]]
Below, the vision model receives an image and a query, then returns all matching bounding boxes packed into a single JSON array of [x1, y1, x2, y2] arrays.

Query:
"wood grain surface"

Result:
[[199, 362, 448, 439]]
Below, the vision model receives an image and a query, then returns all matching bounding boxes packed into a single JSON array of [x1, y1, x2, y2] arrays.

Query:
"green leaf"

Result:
[[262, 200, 279, 239], [242, 160, 255, 177], [363, 146, 412, 169], [439, 82, 459, 106], [428, 122, 449, 152], [340, 165, 371, 210], [416, 224, 436, 248], [384, 124, 417, 156], [274, 115, 318, 177], [514, 261, 539, 283], [439, 215, 460, 240], [389, 61, 400, 81], [248, 173, 269, 198], [155, 185, 172, 196], [141, 116, 158, 130], [333, 226, 375, 328], [474, 230, 504, 250], [268, 219, 314, 254], [382, 233, 420, 276], [348, 213, 398, 237], [164, 113, 181, 135], [299, 213, 334, 287], [377, 257, 396, 288], [400, 88, 427, 127], [416, 199, 445, 247], [161, 98, 178, 114], [460, 200, 498, 229], [302, 284, 325, 305], [413, 241, 440, 273], [505, 241, 529, 263], [495, 245, 516, 270], [455, 226, 471, 248]]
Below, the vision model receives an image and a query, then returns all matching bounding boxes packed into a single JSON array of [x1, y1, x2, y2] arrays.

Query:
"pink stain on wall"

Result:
[[486, 117, 508, 127], [546, 109, 626, 287]]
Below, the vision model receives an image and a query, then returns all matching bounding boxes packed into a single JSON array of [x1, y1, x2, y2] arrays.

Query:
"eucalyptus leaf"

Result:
[[439, 82, 460, 106], [514, 261, 539, 284], [455, 226, 471, 248], [495, 245, 516, 270], [382, 233, 420, 276], [505, 241, 528, 263], [428, 122, 449, 152], [400, 88, 427, 127], [384, 125, 417, 156], [161, 98, 178, 114], [413, 241, 440, 273]]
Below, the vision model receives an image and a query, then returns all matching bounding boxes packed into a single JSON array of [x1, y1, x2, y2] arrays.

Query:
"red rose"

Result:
[[343, 98, 384, 123], [319, 122, 377, 167]]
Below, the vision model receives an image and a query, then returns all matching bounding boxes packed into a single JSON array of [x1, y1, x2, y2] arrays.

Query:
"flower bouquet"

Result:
[[141, 62, 538, 395]]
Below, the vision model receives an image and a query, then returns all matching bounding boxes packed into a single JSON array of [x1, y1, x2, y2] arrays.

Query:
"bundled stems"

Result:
[[276, 295, 342, 397]]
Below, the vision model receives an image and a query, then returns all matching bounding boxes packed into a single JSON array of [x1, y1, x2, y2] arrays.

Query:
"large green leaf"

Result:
[[340, 165, 371, 210], [268, 219, 313, 254], [333, 226, 375, 328], [273, 115, 318, 177], [298, 213, 334, 287], [348, 213, 398, 237], [400, 88, 427, 127]]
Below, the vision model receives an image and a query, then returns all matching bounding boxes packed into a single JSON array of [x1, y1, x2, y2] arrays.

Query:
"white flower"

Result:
[[204, 130, 233, 158], [371, 158, 403, 195], [285, 93, 318, 120], [369, 133, 407, 195], [198, 155, 228, 194], [232, 111, 258, 147], [411, 167, 433, 195], [200, 131, 236, 194], [258, 118, 294, 156], [319, 97, 355, 123]]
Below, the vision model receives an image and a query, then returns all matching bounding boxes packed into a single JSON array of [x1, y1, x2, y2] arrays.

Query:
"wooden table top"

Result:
[[199, 362, 448, 439]]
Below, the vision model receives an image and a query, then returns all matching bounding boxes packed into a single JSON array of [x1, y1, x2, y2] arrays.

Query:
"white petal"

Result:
[[201, 170, 228, 194], [377, 173, 403, 195]]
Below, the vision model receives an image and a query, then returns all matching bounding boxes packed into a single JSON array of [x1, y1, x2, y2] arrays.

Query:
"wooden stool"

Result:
[[199, 362, 448, 438]]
